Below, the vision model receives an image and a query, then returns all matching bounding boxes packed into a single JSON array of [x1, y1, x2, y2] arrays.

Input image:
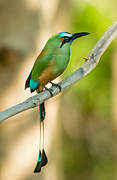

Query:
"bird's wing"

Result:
[[31, 51, 53, 81]]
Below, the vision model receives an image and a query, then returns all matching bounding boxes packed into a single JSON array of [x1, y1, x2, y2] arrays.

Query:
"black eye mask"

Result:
[[60, 39, 66, 48], [60, 37, 71, 48]]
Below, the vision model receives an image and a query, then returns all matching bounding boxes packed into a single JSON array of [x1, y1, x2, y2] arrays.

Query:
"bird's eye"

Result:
[[60, 37, 70, 48], [64, 37, 69, 42]]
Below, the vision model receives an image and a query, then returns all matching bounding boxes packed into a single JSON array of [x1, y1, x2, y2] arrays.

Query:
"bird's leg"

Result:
[[50, 82, 62, 92]]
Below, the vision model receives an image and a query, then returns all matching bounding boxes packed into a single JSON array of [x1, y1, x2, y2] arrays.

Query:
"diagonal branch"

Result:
[[0, 21, 117, 122]]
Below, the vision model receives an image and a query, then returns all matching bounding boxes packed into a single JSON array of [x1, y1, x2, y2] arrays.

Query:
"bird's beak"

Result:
[[71, 32, 90, 41]]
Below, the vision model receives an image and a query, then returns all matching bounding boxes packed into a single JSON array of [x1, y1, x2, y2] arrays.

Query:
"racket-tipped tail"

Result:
[[34, 150, 48, 173]]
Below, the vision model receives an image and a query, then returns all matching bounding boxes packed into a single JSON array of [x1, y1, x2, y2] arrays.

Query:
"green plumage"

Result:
[[25, 31, 90, 173], [31, 34, 71, 84]]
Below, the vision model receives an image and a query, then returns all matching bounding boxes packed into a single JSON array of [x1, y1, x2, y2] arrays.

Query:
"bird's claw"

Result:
[[45, 87, 53, 97], [50, 82, 62, 92]]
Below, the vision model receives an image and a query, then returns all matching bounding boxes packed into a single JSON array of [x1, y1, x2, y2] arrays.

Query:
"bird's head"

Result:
[[57, 32, 90, 48], [45, 32, 90, 51]]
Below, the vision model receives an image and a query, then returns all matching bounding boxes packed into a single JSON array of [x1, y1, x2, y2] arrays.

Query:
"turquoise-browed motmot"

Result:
[[25, 32, 89, 173]]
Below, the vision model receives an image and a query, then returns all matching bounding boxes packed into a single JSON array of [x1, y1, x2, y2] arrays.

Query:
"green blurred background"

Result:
[[0, 0, 117, 180]]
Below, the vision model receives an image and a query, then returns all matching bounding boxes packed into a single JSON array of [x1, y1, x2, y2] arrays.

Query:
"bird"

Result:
[[25, 31, 90, 173]]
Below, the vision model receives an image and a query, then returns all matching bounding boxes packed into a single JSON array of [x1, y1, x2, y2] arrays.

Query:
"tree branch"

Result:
[[0, 21, 117, 122]]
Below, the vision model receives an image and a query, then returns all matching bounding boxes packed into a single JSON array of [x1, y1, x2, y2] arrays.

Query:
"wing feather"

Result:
[[31, 52, 53, 82]]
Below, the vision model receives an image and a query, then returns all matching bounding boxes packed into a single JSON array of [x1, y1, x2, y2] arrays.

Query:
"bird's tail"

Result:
[[39, 102, 46, 121], [25, 71, 32, 89], [34, 102, 48, 173]]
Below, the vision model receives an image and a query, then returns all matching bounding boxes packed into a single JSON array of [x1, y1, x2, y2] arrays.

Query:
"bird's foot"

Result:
[[50, 82, 62, 92], [44, 83, 61, 97], [45, 87, 53, 97]]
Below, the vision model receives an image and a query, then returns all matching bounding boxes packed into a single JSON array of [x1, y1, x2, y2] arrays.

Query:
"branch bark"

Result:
[[0, 21, 117, 122]]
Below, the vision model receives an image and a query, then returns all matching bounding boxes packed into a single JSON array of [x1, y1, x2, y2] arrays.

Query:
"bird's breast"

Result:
[[52, 54, 70, 75]]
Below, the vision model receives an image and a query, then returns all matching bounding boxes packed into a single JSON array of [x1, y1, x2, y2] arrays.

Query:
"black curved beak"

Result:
[[71, 32, 90, 41]]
